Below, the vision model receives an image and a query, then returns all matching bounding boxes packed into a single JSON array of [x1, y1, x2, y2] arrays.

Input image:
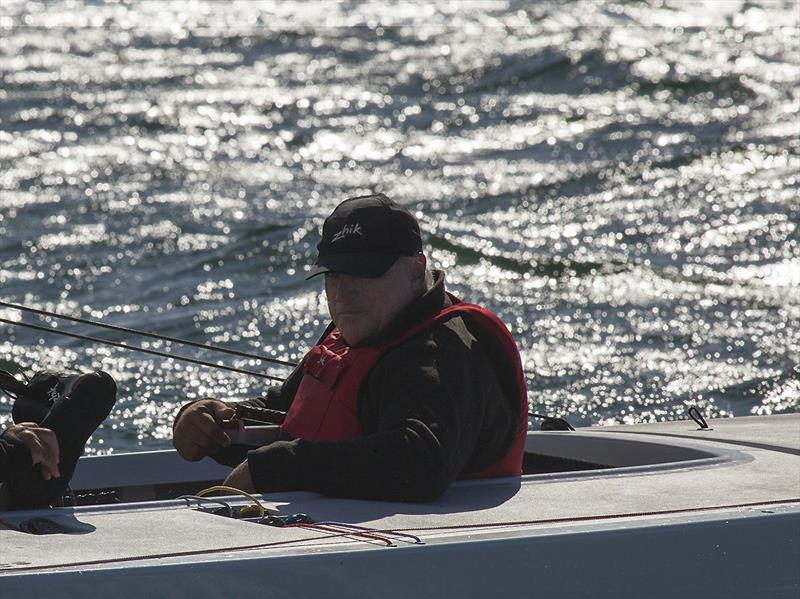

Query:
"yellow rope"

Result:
[[195, 485, 280, 518]]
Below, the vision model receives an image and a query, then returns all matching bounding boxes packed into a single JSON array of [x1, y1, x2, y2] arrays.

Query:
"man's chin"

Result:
[[339, 331, 362, 346], [337, 325, 369, 347]]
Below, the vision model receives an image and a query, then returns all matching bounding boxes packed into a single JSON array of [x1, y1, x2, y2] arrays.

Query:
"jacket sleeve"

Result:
[[246, 319, 513, 502], [0, 431, 33, 483]]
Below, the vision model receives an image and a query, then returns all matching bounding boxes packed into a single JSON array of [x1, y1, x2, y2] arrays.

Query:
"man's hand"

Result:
[[223, 460, 255, 493], [3, 422, 60, 480], [173, 399, 236, 461]]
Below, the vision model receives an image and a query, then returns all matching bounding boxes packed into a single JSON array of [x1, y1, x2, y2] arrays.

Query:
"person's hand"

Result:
[[223, 460, 255, 493], [173, 399, 235, 461], [2, 422, 60, 480]]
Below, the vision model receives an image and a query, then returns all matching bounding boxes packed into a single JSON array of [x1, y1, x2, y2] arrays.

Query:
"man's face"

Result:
[[324, 255, 424, 346]]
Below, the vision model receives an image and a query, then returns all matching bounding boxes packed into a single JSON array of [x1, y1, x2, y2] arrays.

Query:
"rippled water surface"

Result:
[[1, 0, 798, 453]]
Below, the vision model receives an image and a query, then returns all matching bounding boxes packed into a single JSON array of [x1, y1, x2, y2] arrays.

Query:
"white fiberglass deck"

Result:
[[1, 414, 798, 598]]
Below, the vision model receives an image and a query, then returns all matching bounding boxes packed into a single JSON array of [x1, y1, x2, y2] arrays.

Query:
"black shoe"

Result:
[[6, 370, 81, 425], [41, 371, 117, 484], [7, 371, 117, 510]]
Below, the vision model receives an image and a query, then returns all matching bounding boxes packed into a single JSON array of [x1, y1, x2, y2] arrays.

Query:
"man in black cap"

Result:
[[173, 194, 527, 501]]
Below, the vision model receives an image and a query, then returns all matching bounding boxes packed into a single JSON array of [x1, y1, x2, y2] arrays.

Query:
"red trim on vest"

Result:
[[280, 294, 528, 478]]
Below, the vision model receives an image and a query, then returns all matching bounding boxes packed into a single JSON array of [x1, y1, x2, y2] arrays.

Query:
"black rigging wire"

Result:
[[0, 317, 286, 382], [0, 300, 297, 368]]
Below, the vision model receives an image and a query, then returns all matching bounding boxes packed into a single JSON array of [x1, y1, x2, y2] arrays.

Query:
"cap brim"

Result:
[[305, 253, 400, 280]]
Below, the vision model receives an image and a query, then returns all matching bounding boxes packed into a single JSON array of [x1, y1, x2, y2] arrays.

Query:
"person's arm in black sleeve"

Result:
[[246, 321, 508, 502]]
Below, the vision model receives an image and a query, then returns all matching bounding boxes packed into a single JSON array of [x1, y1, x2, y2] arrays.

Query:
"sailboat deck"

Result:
[[2, 414, 797, 576]]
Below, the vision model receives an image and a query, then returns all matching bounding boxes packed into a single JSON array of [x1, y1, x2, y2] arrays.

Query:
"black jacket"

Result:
[[212, 270, 521, 502]]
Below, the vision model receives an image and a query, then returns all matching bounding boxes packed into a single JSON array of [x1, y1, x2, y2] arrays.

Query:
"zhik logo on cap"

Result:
[[331, 223, 364, 243]]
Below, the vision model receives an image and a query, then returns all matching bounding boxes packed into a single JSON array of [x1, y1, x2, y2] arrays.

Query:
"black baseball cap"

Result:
[[306, 193, 422, 279]]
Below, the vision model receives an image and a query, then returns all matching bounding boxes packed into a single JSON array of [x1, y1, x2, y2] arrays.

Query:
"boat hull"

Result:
[[3, 504, 798, 599]]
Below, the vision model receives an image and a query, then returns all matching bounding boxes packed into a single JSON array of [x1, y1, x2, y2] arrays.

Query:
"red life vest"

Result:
[[280, 294, 528, 478]]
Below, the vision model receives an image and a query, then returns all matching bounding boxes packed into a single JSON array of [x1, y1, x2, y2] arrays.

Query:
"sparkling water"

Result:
[[0, 0, 797, 453]]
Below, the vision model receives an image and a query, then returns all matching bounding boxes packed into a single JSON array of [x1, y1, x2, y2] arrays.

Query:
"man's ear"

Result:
[[411, 253, 428, 292], [414, 253, 427, 273]]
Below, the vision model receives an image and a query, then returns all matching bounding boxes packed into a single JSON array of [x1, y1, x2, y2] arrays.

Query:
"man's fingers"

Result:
[[175, 438, 208, 462], [209, 401, 236, 421], [37, 428, 60, 479], [18, 427, 61, 480], [19, 429, 46, 465], [173, 424, 215, 461], [173, 399, 234, 461], [174, 413, 230, 460], [193, 412, 231, 447]]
